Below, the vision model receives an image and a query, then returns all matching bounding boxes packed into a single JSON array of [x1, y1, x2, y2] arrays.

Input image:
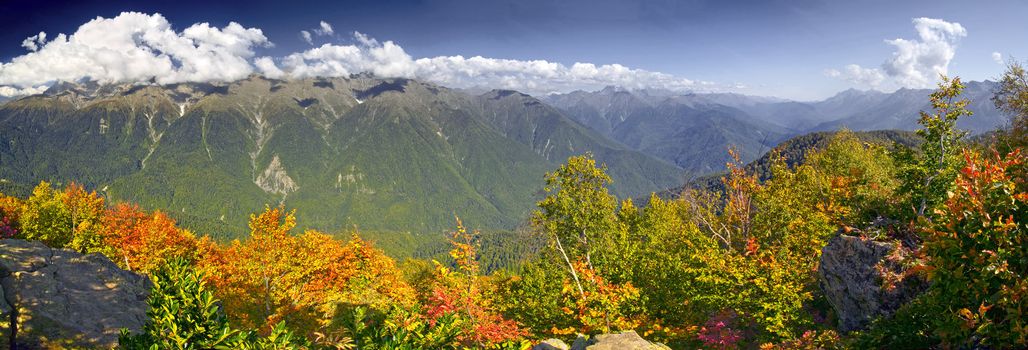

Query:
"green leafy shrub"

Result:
[[120, 258, 309, 349], [120, 258, 237, 349], [922, 149, 1028, 347]]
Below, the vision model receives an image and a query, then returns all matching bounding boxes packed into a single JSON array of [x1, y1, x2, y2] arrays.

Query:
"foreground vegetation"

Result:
[[1, 66, 1027, 349]]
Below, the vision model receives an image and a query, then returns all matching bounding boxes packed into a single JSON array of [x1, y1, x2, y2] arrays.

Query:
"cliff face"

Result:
[[0, 239, 151, 349], [818, 234, 926, 332]]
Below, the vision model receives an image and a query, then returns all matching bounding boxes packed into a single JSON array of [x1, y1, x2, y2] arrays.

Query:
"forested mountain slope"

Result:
[[0, 76, 682, 238]]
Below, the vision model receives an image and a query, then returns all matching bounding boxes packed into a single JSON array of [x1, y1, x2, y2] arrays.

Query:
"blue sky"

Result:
[[0, 0, 1024, 100]]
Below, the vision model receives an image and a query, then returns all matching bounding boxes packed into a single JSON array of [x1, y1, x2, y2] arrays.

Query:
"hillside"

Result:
[[0, 76, 683, 238], [654, 129, 922, 199]]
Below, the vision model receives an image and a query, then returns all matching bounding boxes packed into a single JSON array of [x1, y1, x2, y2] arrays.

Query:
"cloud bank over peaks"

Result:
[[0, 12, 269, 96], [827, 17, 966, 90], [0, 13, 708, 97], [258, 31, 704, 95]]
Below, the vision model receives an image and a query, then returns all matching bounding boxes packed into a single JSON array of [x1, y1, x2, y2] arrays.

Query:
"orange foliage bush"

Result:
[[202, 206, 416, 337], [103, 203, 200, 274], [424, 219, 526, 347]]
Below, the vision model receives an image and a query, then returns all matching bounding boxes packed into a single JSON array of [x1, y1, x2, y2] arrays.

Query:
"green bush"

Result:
[[120, 258, 308, 349], [119, 258, 238, 349]]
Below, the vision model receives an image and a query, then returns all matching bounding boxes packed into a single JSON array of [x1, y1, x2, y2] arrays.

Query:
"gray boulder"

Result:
[[818, 234, 926, 332], [0, 239, 151, 349], [533, 338, 569, 350], [570, 331, 670, 350]]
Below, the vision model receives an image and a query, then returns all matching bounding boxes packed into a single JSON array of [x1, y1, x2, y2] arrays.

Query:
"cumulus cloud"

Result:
[[315, 21, 334, 36], [20, 32, 46, 52], [254, 56, 285, 79], [1, 13, 709, 97], [992, 51, 1004, 65], [257, 31, 701, 95], [0, 12, 269, 94], [299, 21, 334, 45], [828, 17, 966, 89]]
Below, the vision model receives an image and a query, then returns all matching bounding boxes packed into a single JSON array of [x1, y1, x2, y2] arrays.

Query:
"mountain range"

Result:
[[544, 81, 1007, 176], [0, 76, 681, 237], [0, 76, 1012, 239]]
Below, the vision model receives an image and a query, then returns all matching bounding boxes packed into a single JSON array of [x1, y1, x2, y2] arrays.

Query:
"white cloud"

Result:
[[0, 12, 269, 90], [300, 21, 333, 46], [0, 85, 47, 97], [315, 21, 334, 36], [20, 32, 46, 52], [829, 17, 966, 89], [992, 51, 1004, 65], [254, 56, 285, 79], [257, 31, 701, 95], [1, 13, 711, 97], [824, 64, 886, 87]]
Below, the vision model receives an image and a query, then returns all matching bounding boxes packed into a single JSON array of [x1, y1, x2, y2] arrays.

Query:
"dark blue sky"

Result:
[[1, 0, 1025, 99]]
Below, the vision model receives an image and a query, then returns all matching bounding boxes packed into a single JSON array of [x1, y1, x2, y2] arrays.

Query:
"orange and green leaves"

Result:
[[425, 219, 527, 347], [923, 149, 1028, 347], [0, 193, 22, 238], [63, 183, 107, 253], [204, 206, 416, 338], [103, 203, 199, 274]]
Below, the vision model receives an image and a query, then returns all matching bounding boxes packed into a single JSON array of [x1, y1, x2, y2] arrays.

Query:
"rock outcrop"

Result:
[[818, 234, 926, 332], [0, 239, 151, 349], [568, 331, 670, 350], [533, 338, 570, 350]]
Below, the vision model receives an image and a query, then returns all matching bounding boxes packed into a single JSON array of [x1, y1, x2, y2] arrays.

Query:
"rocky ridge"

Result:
[[0, 239, 151, 349]]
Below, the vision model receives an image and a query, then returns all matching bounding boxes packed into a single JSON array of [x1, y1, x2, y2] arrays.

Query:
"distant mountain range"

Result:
[[0, 76, 1012, 238], [544, 80, 1007, 176]]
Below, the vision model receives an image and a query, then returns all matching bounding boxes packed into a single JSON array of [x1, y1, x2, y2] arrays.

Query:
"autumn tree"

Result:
[[424, 218, 527, 348], [19, 181, 73, 247], [681, 150, 837, 341], [103, 203, 200, 274], [532, 153, 621, 295], [803, 129, 900, 227], [0, 194, 22, 238], [896, 76, 972, 218], [530, 154, 642, 333], [63, 182, 108, 254], [992, 60, 1028, 152], [204, 206, 415, 339]]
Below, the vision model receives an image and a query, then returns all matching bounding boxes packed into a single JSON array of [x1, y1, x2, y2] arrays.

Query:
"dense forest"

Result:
[[1, 63, 1027, 349]]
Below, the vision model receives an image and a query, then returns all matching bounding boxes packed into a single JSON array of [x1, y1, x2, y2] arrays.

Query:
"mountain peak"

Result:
[[483, 89, 531, 100]]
